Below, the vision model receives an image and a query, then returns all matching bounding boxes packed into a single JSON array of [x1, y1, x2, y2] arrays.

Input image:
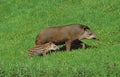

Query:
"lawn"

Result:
[[0, 0, 120, 77]]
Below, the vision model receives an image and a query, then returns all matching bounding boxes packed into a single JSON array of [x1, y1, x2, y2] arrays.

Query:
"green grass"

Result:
[[0, 0, 120, 77]]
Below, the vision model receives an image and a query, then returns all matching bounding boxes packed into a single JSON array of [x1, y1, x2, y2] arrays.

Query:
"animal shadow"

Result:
[[59, 40, 98, 51]]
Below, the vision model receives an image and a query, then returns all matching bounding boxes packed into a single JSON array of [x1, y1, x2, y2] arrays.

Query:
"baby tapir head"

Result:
[[79, 26, 99, 40], [48, 42, 59, 51]]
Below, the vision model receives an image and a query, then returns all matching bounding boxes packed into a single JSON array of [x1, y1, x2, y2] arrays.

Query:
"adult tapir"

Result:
[[35, 24, 99, 51]]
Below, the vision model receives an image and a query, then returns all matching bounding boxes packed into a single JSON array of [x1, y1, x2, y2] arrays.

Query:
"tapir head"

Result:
[[79, 26, 99, 40]]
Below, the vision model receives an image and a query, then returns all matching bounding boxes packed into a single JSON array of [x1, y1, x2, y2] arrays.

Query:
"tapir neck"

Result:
[[78, 35, 85, 40]]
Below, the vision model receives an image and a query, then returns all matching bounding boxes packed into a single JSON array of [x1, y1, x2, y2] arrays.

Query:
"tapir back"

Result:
[[35, 24, 84, 45]]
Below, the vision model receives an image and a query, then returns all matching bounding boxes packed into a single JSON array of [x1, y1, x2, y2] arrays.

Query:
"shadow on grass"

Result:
[[55, 40, 98, 51]]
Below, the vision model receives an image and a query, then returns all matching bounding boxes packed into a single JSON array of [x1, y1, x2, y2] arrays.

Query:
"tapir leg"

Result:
[[80, 43, 86, 49], [65, 40, 72, 51]]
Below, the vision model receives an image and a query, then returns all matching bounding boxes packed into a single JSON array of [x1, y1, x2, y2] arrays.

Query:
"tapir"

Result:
[[35, 24, 99, 51]]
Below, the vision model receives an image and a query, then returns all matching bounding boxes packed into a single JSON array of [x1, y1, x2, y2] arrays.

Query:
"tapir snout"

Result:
[[92, 35, 99, 40]]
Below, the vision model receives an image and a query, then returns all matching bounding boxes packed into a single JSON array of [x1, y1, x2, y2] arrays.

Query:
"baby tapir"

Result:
[[29, 42, 59, 56], [35, 24, 99, 51]]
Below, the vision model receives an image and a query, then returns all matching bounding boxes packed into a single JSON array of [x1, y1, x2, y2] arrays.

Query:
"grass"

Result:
[[0, 0, 120, 77]]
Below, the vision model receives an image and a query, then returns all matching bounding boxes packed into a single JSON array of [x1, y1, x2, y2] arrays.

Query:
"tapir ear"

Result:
[[83, 26, 90, 31]]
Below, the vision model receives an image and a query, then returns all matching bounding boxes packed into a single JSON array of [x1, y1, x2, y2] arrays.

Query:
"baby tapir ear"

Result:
[[49, 42, 53, 45]]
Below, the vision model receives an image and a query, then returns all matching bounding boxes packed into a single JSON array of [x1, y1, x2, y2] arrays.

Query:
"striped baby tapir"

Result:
[[29, 42, 59, 56]]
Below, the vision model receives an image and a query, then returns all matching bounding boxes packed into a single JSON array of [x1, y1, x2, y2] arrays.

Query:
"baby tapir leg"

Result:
[[42, 53, 47, 56]]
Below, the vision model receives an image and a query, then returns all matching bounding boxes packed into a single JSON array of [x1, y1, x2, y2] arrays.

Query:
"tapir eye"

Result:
[[89, 33, 93, 35], [53, 45, 57, 48]]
